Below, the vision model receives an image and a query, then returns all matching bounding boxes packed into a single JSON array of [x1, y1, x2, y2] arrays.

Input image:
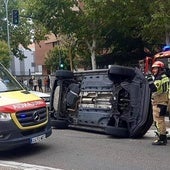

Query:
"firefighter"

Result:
[[148, 61, 169, 145]]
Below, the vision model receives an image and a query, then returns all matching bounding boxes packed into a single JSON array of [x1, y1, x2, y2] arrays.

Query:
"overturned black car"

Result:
[[49, 65, 153, 138]]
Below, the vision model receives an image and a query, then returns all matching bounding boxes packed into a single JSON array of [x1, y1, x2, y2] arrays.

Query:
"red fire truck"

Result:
[[139, 45, 170, 119], [139, 46, 170, 75]]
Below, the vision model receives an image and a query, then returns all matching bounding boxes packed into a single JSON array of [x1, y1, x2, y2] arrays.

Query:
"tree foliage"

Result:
[[0, 0, 37, 60], [45, 46, 70, 73], [0, 41, 11, 68], [142, 0, 170, 45], [3, 0, 170, 69]]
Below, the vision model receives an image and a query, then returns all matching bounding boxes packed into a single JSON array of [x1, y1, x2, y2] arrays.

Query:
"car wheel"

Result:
[[108, 65, 135, 82], [105, 126, 129, 138], [55, 70, 74, 79], [51, 119, 69, 129]]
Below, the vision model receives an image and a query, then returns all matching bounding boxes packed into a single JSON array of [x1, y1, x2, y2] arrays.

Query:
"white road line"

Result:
[[0, 161, 64, 170]]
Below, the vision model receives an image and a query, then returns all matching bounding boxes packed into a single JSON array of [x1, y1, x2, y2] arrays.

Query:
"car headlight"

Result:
[[42, 97, 50, 103], [0, 113, 11, 121]]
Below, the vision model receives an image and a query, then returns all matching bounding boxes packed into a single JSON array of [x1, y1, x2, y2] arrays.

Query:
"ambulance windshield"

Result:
[[0, 64, 23, 92]]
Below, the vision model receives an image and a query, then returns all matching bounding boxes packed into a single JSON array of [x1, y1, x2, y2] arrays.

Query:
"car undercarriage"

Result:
[[50, 65, 153, 138]]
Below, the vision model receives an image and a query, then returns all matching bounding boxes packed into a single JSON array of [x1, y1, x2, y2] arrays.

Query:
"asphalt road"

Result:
[[0, 124, 170, 170]]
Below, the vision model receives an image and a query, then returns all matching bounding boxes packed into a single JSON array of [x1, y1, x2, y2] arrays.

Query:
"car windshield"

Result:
[[0, 64, 23, 92]]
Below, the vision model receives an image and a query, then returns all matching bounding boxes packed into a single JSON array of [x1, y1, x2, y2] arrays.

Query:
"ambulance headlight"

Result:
[[0, 113, 11, 121], [42, 97, 50, 103]]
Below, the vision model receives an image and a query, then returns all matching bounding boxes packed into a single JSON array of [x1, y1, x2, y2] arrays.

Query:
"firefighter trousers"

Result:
[[152, 105, 166, 135]]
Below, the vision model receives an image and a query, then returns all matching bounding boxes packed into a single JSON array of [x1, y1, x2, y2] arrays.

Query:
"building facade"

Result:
[[12, 34, 57, 76], [34, 34, 58, 75], [14, 44, 35, 76]]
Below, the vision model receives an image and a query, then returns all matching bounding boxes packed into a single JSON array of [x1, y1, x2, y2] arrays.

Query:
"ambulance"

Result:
[[0, 63, 52, 150]]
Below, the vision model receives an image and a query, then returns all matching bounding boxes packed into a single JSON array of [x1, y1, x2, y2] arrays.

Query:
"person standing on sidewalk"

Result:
[[33, 77, 38, 91], [38, 77, 43, 92], [147, 61, 169, 145], [47, 75, 51, 92], [29, 77, 33, 90], [44, 77, 48, 92]]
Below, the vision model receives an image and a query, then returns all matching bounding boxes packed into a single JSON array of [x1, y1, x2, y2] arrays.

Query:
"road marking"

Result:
[[0, 161, 64, 170]]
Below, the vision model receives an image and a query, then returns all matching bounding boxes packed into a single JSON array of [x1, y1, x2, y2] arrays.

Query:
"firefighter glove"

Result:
[[146, 74, 154, 85]]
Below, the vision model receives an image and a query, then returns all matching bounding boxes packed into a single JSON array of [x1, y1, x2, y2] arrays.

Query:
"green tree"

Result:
[[0, 41, 11, 68], [25, 0, 113, 69], [0, 0, 39, 60], [142, 0, 170, 46], [24, 0, 170, 68], [45, 46, 70, 73]]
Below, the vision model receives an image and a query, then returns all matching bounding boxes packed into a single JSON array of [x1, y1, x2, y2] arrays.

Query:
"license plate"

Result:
[[30, 134, 46, 144]]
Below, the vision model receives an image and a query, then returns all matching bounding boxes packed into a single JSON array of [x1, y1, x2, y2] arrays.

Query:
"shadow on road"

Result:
[[0, 143, 52, 160]]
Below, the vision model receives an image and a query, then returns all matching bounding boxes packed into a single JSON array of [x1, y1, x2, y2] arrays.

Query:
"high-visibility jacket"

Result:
[[151, 73, 169, 105]]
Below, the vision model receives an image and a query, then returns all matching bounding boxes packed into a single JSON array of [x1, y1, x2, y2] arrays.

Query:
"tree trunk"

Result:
[[86, 38, 97, 70], [91, 49, 96, 70], [90, 39, 96, 70]]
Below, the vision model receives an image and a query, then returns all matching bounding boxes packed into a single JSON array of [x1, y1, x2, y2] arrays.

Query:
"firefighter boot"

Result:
[[152, 134, 167, 145]]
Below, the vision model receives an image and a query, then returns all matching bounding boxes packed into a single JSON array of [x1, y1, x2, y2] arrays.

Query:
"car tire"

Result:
[[105, 126, 129, 138], [55, 70, 74, 79], [108, 65, 135, 81], [51, 119, 69, 129]]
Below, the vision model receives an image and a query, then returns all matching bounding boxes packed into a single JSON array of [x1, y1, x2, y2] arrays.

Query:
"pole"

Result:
[[58, 41, 61, 69], [3, 0, 15, 74], [4, 0, 10, 50]]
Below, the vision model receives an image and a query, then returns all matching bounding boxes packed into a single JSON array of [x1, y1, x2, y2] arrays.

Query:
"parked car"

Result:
[[21, 84, 50, 108], [49, 65, 153, 138], [29, 90, 50, 108]]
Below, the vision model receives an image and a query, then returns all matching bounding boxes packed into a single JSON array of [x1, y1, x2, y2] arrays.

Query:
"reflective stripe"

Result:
[[154, 74, 169, 94]]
